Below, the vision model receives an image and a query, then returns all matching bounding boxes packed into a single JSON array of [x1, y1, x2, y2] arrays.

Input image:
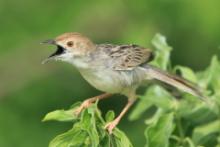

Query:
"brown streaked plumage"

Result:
[[107, 44, 153, 70], [42, 32, 208, 134]]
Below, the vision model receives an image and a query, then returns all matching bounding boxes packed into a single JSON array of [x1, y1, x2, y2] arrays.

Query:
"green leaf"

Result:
[[145, 112, 174, 147], [151, 33, 172, 70], [183, 137, 196, 147], [144, 86, 175, 110], [105, 110, 115, 122], [49, 124, 88, 147], [176, 95, 218, 125], [129, 85, 176, 121], [81, 109, 100, 147], [42, 109, 78, 122], [174, 65, 198, 83], [192, 120, 220, 145], [70, 101, 82, 108], [145, 108, 163, 125], [112, 129, 133, 147], [197, 55, 220, 90], [129, 96, 152, 121], [43, 102, 81, 122]]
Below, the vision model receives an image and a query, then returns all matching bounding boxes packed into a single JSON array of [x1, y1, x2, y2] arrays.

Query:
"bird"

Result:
[[41, 32, 207, 134]]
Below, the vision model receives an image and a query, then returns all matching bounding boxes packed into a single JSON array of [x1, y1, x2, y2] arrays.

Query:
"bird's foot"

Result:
[[104, 119, 119, 134], [74, 99, 92, 116]]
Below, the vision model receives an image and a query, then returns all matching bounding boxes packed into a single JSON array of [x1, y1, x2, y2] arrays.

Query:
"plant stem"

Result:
[[176, 116, 185, 145]]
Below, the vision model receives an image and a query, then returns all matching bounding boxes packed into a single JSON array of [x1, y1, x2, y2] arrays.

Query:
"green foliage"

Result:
[[44, 102, 133, 147], [150, 33, 172, 70], [130, 34, 220, 147], [145, 112, 174, 147], [44, 34, 220, 147], [1, 1, 220, 147]]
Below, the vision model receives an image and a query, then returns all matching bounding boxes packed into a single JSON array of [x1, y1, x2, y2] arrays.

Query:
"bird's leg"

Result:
[[104, 98, 135, 134], [74, 93, 112, 115]]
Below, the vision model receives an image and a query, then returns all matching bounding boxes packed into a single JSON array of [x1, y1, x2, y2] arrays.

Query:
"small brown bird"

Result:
[[42, 32, 206, 134]]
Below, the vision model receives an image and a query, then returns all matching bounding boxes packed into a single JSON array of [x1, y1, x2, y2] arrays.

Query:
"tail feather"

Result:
[[143, 65, 208, 101]]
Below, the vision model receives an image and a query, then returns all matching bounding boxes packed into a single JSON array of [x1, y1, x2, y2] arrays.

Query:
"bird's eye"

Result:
[[67, 41, 74, 47]]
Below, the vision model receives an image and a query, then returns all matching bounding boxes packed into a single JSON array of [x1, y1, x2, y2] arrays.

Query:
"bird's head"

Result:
[[42, 32, 96, 64]]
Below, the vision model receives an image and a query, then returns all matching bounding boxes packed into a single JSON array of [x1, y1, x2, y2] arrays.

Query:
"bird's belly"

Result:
[[79, 68, 145, 94], [79, 69, 126, 93]]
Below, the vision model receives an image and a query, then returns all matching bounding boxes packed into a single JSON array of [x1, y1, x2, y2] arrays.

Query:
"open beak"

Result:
[[41, 39, 56, 45], [41, 39, 65, 64]]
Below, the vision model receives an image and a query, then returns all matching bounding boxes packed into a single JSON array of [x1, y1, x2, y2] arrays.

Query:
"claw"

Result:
[[104, 120, 119, 134], [74, 107, 83, 116], [74, 100, 92, 116], [73, 93, 112, 116]]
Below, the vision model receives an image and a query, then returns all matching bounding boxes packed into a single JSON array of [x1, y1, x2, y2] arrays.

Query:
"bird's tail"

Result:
[[142, 64, 208, 102]]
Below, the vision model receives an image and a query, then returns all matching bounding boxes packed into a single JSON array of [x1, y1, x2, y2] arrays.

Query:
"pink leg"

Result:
[[74, 93, 112, 115], [104, 98, 135, 134]]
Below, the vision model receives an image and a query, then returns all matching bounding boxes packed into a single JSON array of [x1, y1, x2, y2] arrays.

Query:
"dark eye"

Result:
[[67, 41, 74, 47]]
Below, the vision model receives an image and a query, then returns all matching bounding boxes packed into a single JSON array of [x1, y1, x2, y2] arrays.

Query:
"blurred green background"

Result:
[[0, 0, 220, 146]]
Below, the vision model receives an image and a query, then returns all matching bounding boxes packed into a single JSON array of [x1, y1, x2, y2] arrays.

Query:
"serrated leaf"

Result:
[[145, 113, 174, 147]]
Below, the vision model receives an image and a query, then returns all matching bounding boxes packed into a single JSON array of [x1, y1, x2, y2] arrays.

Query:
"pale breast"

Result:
[[78, 67, 145, 94], [79, 68, 124, 93]]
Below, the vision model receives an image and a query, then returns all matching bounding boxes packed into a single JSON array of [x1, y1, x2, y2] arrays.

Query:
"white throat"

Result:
[[59, 52, 90, 69]]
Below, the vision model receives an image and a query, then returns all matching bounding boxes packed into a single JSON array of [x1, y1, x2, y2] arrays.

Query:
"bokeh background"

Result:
[[0, 0, 220, 146]]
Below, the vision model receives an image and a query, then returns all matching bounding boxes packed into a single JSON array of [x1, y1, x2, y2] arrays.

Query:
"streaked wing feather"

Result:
[[108, 44, 153, 70]]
